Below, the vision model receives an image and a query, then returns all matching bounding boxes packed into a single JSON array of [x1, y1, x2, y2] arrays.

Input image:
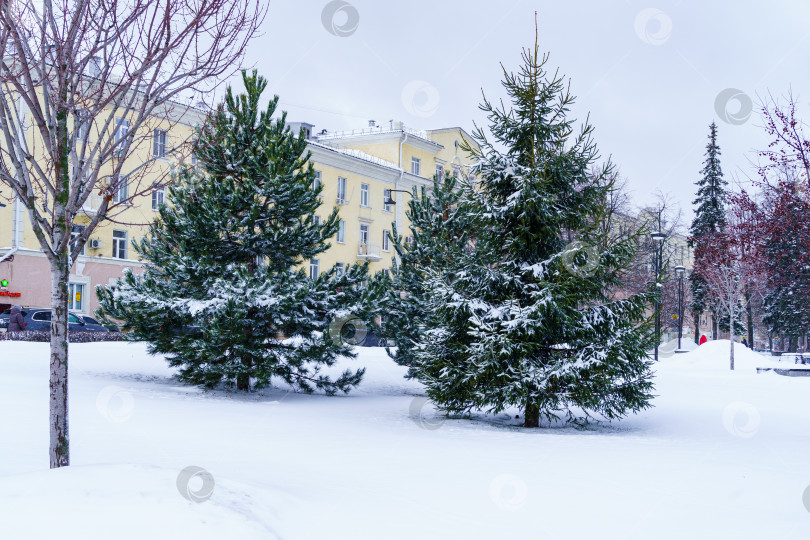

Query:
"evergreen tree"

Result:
[[98, 71, 368, 393], [688, 122, 727, 341], [398, 39, 658, 427], [371, 172, 471, 377]]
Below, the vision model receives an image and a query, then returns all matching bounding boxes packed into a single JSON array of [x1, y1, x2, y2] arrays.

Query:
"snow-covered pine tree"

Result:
[[97, 71, 369, 394], [406, 37, 658, 427], [371, 171, 472, 377], [688, 122, 728, 342]]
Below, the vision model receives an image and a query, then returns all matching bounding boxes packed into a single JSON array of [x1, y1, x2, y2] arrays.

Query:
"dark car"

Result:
[[0, 308, 108, 332], [78, 314, 118, 332]]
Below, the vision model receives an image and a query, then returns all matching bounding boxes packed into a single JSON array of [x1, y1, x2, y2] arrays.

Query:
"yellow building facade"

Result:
[[302, 122, 480, 277], [1, 118, 479, 315], [0, 100, 204, 315]]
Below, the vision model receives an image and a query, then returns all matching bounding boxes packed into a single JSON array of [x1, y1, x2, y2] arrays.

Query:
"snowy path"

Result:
[[1, 340, 809, 539]]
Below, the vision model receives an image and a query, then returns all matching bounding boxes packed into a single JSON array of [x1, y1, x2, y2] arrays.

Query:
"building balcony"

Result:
[[357, 241, 382, 261], [82, 193, 104, 216]]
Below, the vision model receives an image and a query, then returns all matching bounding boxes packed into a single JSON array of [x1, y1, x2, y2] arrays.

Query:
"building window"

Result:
[[406, 235, 415, 245], [112, 230, 127, 259], [151, 185, 165, 210], [68, 283, 84, 312], [115, 117, 130, 152], [113, 177, 128, 204], [337, 220, 346, 243], [153, 129, 167, 158], [383, 191, 393, 213], [70, 227, 86, 257], [337, 176, 347, 203], [309, 259, 320, 279], [336, 262, 346, 275], [313, 215, 321, 226], [312, 170, 322, 191], [359, 224, 369, 245], [76, 110, 90, 143], [360, 183, 369, 207], [435, 164, 444, 180], [382, 230, 390, 251], [411, 157, 421, 176]]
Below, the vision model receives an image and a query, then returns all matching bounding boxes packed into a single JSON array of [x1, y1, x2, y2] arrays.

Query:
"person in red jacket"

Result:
[[7, 305, 25, 333], [699, 334, 708, 345]]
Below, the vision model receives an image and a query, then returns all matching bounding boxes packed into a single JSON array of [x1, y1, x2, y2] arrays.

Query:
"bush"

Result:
[[0, 331, 126, 343]]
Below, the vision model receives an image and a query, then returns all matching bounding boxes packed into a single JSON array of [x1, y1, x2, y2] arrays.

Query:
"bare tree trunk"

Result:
[[0, 0, 263, 469], [745, 290, 754, 349], [712, 314, 718, 340], [729, 299, 735, 371], [49, 258, 70, 468], [693, 310, 701, 344]]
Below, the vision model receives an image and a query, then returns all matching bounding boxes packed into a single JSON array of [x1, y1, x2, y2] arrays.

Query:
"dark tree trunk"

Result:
[[524, 401, 540, 428], [693, 310, 701, 344], [712, 314, 718, 340]]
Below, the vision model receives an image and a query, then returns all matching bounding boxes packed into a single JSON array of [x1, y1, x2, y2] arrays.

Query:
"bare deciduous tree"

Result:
[[0, 0, 264, 468], [695, 207, 762, 370]]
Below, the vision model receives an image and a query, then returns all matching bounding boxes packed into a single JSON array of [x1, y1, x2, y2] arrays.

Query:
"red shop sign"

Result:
[[0, 291, 21, 298]]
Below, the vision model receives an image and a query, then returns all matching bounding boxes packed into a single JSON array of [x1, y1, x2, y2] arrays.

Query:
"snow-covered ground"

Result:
[[1, 339, 809, 539]]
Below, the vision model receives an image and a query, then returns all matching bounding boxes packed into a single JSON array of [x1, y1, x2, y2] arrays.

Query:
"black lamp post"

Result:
[[675, 265, 685, 351], [650, 231, 666, 361], [382, 188, 412, 207]]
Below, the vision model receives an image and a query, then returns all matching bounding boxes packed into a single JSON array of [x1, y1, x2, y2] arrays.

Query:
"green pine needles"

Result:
[[380, 38, 658, 427], [98, 71, 370, 394]]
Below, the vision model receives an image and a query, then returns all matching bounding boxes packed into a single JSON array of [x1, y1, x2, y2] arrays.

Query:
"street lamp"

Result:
[[675, 265, 685, 351], [650, 231, 666, 361], [0, 202, 6, 208], [382, 188, 412, 207]]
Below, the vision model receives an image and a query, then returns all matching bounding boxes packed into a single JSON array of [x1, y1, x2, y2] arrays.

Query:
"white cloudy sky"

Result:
[[233, 0, 810, 226]]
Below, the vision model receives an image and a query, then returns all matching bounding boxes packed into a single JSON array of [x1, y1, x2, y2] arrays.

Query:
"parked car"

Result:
[[77, 314, 118, 332], [76, 314, 114, 333], [0, 308, 108, 332]]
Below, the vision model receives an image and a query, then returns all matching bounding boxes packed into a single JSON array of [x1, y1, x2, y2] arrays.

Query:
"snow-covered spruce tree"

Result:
[[688, 122, 727, 342], [407, 40, 658, 427], [98, 71, 368, 393], [370, 172, 473, 377]]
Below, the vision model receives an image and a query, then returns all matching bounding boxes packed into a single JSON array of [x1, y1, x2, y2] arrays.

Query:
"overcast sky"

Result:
[[232, 0, 810, 227]]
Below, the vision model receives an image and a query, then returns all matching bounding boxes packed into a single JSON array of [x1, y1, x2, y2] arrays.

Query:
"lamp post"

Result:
[[650, 231, 666, 361], [382, 188, 413, 207], [675, 265, 685, 351]]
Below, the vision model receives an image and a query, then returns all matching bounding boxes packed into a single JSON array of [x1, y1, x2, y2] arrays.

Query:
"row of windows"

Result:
[[112, 117, 168, 159], [314, 172, 393, 210], [308, 227, 392, 279], [332, 221, 391, 250], [411, 158, 446, 180], [70, 229, 128, 260], [110, 179, 165, 211], [313, 165, 446, 210]]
